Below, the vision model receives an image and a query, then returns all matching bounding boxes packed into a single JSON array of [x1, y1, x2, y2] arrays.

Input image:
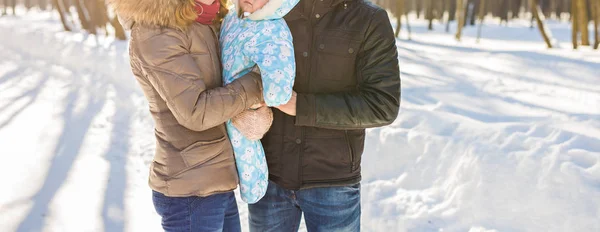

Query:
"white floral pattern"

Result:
[[220, 1, 298, 204]]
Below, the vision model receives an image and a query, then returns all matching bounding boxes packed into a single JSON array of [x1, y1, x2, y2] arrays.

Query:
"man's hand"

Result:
[[275, 91, 297, 116]]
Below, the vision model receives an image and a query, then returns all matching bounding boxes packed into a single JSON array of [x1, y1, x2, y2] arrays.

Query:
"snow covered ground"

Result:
[[1, 9, 599, 232]]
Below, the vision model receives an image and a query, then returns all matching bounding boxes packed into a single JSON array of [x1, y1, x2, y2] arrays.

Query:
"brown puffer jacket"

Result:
[[111, 0, 264, 197]]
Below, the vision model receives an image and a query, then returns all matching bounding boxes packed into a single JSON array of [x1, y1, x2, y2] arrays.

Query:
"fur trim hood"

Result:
[[109, 0, 196, 30]]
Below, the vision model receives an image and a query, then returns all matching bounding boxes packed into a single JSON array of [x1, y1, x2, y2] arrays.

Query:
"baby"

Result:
[[220, 0, 298, 203]]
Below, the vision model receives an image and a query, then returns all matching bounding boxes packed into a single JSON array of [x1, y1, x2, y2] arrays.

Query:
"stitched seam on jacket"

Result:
[[141, 65, 195, 125]]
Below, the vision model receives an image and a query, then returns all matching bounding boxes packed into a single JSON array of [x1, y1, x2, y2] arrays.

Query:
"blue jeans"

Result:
[[248, 181, 361, 232], [152, 191, 241, 232]]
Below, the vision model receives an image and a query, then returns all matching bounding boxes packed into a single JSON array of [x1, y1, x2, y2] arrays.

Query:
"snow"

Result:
[[1, 9, 599, 232]]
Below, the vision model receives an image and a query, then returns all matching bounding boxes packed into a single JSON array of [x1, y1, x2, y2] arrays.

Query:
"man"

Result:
[[251, 0, 401, 231]]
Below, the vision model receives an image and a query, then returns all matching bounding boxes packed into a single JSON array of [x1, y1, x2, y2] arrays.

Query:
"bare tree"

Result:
[[416, 0, 423, 18], [446, 0, 457, 32], [468, 0, 479, 26], [52, 0, 71, 31], [477, 0, 486, 42], [36, 0, 51, 10], [24, 0, 32, 10], [572, 0, 579, 49], [3, 0, 16, 15], [437, 0, 445, 21], [427, 0, 435, 30], [576, 0, 590, 46], [531, 0, 554, 48], [110, 15, 127, 40], [73, 0, 92, 32], [96, 0, 110, 33], [405, 9, 413, 40], [456, 0, 466, 41], [395, 0, 405, 38], [83, 0, 98, 34], [593, 0, 600, 49]]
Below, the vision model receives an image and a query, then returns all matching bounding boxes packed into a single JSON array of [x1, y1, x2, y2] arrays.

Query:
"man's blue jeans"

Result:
[[248, 181, 361, 232], [152, 191, 241, 232]]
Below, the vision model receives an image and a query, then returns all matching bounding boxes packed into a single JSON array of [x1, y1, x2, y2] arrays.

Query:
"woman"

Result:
[[110, 0, 265, 231]]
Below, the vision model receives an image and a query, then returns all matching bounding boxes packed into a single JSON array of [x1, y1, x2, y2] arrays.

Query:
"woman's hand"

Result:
[[232, 106, 273, 140], [275, 91, 297, 116]]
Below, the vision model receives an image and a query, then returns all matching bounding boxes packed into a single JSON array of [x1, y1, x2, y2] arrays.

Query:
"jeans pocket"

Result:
[[152, 191, 172, 217], [343, 183, 361, 197]]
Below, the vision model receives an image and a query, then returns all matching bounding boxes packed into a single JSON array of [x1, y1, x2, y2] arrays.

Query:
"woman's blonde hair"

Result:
[[216, 0, 230, 23], [174, 0, 229, 29]]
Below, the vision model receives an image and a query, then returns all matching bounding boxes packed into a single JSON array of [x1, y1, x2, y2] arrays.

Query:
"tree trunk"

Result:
[[456, 0, 465, 40], [437, 0, 445, 21], [8, 0, 16, 15], [427, 0, 435, 30], [73, 0, 92, 32], [84, 0, 97, 34], [405, 13, 413, 40], [541, 0, 552, 16], [549, 0, 557, 19], [463, 0, 471, 26], [469, 0, 479, 25], [531, 0, 554, 48], [110, 16, 127, 40], [555, 0, 563, 19], [514, 0, 524, 18], [2, 0, 7, 16], [576, 0, 590, 45], [500, 0, 510, 22], [395, 0, 404, 38], [448, 0, 457, 21], [446, 0, 454, 32], [477, 0, 486, 42], [508, 0, 514, 19], [416, 0, 422, 18], [52, 0, 71, 31], [38, 0, 51, 10], [591, 0, 600, 49], [96, 0, 110, 31], [572, 0, 579, 48]]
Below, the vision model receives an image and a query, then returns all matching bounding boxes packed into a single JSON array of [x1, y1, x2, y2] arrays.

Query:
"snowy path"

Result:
[[362, 20, 600, 231], [0, 12, 159, 232], [1, 11, 600, 232]]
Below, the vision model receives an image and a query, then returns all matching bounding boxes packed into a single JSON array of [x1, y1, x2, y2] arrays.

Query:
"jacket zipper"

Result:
[[305, 1, 317, 92], [345, 130, 355, 172], [297, 127, 304, 188], [298, 0, 319, 188]]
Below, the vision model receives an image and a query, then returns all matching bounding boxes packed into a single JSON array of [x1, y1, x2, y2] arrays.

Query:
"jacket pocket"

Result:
[[302, 137, 353, 182], [180, 136, 227, 168], [315, 35, 361, 81], [346, 129, 365, 173], [344, 131, 354, 172]]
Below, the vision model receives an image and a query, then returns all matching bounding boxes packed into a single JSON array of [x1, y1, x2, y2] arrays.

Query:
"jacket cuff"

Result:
[[233, 72, 264, 108], [295, 93, 316, 127]]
